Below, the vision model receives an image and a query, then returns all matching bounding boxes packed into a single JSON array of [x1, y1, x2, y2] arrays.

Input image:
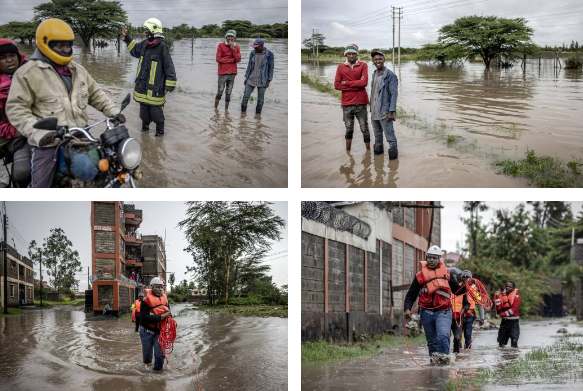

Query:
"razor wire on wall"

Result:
[[301, 201, 372, 239]]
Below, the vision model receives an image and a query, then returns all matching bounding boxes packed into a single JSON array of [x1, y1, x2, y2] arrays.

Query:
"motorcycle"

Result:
[[30, 93, 143, 188]]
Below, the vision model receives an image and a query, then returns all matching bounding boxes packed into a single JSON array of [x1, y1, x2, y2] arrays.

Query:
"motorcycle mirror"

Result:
[[120, 93, 131, 112], [33, 117, 59, 130]]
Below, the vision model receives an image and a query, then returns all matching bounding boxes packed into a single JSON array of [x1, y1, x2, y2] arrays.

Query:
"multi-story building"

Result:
[[142, 235, 167, 291], [90, 201, 143, 315], [301, 201, 441, 342], [0, 242, 35, 308]]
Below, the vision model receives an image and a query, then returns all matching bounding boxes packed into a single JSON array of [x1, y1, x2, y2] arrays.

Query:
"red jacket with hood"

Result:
[[0, 53, 27, 139], [334, 61, 369, 106], [216, 42, 241, 75]]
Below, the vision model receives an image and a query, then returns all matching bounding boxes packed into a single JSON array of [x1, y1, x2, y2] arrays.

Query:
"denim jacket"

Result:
[[244, 49, 274, 86], [371, 67, 398, 117]]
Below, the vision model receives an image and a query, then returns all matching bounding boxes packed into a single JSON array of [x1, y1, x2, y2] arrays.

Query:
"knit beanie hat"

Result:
[[344, 44, 358, 56], [0, 39, 22, 65], [225, 30, 236, 38]]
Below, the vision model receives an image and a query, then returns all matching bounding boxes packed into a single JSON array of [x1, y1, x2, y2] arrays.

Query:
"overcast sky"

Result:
[[0, 0, 288, 27], [302, 0, 583, 49], [4, 201, 288, 290], [440, 201, 583, 254]]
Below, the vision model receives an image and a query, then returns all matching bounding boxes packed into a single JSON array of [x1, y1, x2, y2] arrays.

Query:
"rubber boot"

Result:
[[388, 149, 399, 160], [141, 122, 149, 133], [256, 106, 262, 115], [155, 122, 164, 137], [373, 144, 384, 155], [241, 103, 247, 113], [214, 99, 220, 108], [225, 101, 230, 110], [346, 139, 352, 151], [365, 142, 370, 150]]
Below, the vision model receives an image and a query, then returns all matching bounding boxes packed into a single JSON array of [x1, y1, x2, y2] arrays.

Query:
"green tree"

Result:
[[221, 20, 253, 37], [199, 24, 222, 37], [414, 43, 468, 65], [34, 0, 127, 47], [303, 32, 325, 51], [28, 228, 81, 296], [461, 201, 489, 257], [438, 15, 534, 68], [169, 272, 175, 290], [0, 21, 37, 45], [179, 202, 285, 305]]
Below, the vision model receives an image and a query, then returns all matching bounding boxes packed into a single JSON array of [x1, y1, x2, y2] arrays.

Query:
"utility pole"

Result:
[[3, 203, 8, 314], [392, 6, 396, 71], [398, 7, 403, 71], [39, 252, 43, 307], [312, 28, 316, 57], [315, 29, 319, 57]]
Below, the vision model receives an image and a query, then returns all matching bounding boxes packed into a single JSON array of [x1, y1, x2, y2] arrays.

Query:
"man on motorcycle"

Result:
[[0, 39, 30, 187], [6, 18, 126, 188]]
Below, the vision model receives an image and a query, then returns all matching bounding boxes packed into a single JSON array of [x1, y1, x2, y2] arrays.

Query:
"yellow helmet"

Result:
[[36, 18, 74, 65], [143, 18, 163, 37]]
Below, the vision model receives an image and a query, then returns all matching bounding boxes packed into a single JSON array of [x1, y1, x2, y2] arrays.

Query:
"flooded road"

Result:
[[7, 38, 288, 188], [301, 317, 583, 391], [0, 304, 287, 391], [301, 59, 582, 187]]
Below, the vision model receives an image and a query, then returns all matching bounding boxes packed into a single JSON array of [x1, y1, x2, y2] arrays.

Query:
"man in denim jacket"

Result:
[[242, 39, 274, 115], [369, 51, 399, 159]]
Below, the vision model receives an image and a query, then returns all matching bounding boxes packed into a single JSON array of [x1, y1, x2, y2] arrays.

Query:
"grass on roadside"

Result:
[[495, 149, 583, 187], [302, 333, 426, 363], [0, 308, 23, 318], [301, 72, 341, 100], [196, 304, 287, 318], [33, 298, 85, 307]]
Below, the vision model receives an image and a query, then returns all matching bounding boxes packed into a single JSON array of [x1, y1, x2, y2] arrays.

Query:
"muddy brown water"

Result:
[[0, 304, 287, 391], [301, 60, 583, 188], [5, 39, 288, 188], [301, 317, 583, 391]]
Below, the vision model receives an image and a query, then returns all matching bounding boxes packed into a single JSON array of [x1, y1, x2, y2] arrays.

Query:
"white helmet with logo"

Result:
[[150, 276, 165, 286], [427, 245, 442, 257]]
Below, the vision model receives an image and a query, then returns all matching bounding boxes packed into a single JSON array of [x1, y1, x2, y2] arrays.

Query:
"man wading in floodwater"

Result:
[[404, 246, 466, 365], [334, 44, 370, 152], [495, 281, 521, 348], [215, 30, 241, 110], [140, 277, 172, 371], [369, 51, 398, 159]]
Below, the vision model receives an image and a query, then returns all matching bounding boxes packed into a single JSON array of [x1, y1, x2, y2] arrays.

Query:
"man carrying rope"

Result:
[[404, 245, 466, 365], [459, 270, 485, 350], [140, 277, 172, 371]]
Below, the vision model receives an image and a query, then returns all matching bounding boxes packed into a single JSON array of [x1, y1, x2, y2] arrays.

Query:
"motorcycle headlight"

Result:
[[118, 138, 141, 169]]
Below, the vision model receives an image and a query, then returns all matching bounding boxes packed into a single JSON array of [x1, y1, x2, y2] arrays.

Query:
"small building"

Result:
[[0, 242, 35, 308], [444, 252, 463, 267]]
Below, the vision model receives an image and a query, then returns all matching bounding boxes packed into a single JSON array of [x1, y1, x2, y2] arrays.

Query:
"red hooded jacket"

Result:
[[334, 61, 369, 106], [0, 52, 27, 139], [216, 42, 241, 75]]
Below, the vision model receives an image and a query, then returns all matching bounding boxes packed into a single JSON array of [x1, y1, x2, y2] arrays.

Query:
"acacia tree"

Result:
[[438, 16, 535, 68], [302, 32, 325, 51], [34, 0, 127, 47], [169, 272, 176, 291], [28, 228, 82, 295], [461, 201, 489, 257], [0, 21, 37, 45], [179, 202, 285, 305]]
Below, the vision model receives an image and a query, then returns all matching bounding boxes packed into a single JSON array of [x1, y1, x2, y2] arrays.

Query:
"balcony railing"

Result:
[[90, 273, 139, 287]]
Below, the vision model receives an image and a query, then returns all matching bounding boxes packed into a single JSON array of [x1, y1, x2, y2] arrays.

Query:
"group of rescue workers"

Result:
[[0, 16, 275, 187], [404, 245, 521, 365]]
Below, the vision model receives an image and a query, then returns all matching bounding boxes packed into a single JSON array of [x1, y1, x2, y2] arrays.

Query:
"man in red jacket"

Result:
[[215, 30, 241, 110], [334, 44, 370, 152], [495, 281, 521, 348]]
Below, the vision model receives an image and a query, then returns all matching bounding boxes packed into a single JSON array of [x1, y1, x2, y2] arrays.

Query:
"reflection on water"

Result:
[[13, 39, 288, 188], [0, 304, 287, 391]]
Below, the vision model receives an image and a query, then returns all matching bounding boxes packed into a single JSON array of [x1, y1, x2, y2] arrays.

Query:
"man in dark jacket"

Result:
[[242, 38, 274, 115], [140, 277, 171, 371], [122, 18, 177, 137], [369, 51, 398, 159]]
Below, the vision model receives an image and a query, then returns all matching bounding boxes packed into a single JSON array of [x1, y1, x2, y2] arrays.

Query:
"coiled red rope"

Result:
[[158, 317, 177, 355], [189, 349, 203, 391]]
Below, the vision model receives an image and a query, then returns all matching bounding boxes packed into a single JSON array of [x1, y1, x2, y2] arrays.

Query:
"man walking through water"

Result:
[[369, 51, 398, 159], [334, 44, 370, 152], [242, 38, 274, 115], [495, 281, 521, 348], [140, 277, 171, 371], [404, 245, 466, 365], [122, 18, 177, 137], [215, 30, 241, 110]]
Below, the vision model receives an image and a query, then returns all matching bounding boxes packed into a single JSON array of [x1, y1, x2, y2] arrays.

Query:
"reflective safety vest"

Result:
[[416, 260, 452, 310], [143, 290, 170, 329], [131, 299, 141, 323]]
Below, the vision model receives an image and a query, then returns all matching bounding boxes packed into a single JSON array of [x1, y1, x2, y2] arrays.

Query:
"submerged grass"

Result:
[[301, 72, 341, 100], [196, 304, 287, 318], [0, 308, 23, 318], [301, 333, 426, 364]]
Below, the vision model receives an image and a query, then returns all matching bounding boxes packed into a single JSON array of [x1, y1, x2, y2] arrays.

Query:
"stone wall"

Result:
[[95, 231, 115, 254], [349, 246, 364, 312], [431, 202, 441, 247], [301, 232, 324, 313], [393, 206, 404, 226], [328, 239, 346, 313], [405, 244, 416, 283], [405, 206, 415, 232], [119, 286, 131, 312], [94, 202, 115, 226], [96, 258, 115, 279], [392, 239, 404, 309], [367, 240, 380, 313], [382, 241, 392, 314], [98, 285, 113, 307]]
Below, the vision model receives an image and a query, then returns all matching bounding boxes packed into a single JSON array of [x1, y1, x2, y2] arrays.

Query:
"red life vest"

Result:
[[495, 289, 518, 312], [416, 260, 452, 310], [143, 290, 170, 329], [131, 299, 141, 323]]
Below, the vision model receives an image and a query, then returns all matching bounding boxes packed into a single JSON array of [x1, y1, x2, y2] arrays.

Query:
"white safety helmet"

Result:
[[427, 245, 442, 257], [150, 276, 165, 286]]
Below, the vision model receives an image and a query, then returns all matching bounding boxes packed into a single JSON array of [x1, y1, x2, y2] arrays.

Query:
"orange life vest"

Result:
[[143, 290, 170, 329], [131, 299, 141, 323], [496, 289, 518, 311], [417, 260, 452, 310]]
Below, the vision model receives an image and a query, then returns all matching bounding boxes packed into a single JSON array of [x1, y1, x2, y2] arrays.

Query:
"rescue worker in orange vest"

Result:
[[131, 291, 145, 332], [139, 277, 171, 371], [450, 275, 470, 354], [451, 270, 485, 353], [495, 281, 521, 348], [404, 245, 466, 365]]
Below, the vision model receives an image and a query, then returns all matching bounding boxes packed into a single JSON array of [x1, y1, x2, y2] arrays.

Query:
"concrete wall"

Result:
[[367, 240, 380, 313], [95, 231, 115, 254], [94, 202, 115, 226], [301, 232, 324, 313], [349, 246, 365, 312], [328, 239, 346, 313], [392, 239, 404, 310], [382, 241, 392, 314], [431, 202, 442, 246]]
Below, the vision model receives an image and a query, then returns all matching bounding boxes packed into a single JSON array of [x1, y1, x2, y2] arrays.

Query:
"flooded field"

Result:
[[301, 59, 582, 187], [6, 38, 288, 188], [301, 317, 583, 391], [0, 303, 287, 390]]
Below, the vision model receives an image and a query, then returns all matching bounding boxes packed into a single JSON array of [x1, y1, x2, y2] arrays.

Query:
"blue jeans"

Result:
[[371, 119, 397, 152], [420, 308, 452, 356], [242, 83, 266, 109], [139, 326, 165, 370], [463, 315, 475, 348]]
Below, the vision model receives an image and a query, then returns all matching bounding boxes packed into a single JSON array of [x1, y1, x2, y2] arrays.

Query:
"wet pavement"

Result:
[[301, 317, 583, 391], [3, 39, 288, 188], [0, 303, 287, 391], [301, 59, 583, 188]]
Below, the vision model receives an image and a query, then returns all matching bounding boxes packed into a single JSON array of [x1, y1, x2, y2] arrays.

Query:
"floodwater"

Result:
[[301, 59, 583, 187], [301, 317, 583, 391], [0, 304, 288, 390], [7, 38, 288, 188]]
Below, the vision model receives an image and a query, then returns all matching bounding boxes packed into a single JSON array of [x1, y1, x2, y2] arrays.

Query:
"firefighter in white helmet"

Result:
[[139, 276, 171, 371]]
